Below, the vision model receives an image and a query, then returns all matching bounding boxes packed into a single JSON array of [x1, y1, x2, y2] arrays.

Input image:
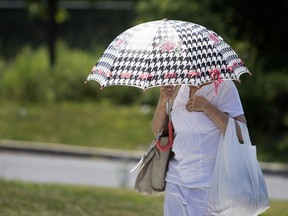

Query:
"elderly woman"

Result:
[[152, 81, 247, 216]]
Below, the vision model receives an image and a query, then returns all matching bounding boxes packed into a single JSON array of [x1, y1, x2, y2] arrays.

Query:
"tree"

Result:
[[26, 0, 68, 67], [47, 0, 57, 66], [209, 0, 288, 70]]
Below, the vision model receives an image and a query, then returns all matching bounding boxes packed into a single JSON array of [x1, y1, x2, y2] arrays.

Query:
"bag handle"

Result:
[[235, 120, 252, 146], [156, 85, 180, 151]]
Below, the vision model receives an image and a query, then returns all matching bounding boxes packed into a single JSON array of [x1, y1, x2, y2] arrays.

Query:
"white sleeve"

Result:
[[218, 81, 244, 117]]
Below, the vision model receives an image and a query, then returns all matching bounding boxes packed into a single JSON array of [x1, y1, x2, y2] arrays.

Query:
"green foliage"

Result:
[[27, 0, 70, 24], [136, 0, 200, 21], [51, 41, 99, 101], [135, 0, 227, 37], [99, 86, 143, 105], [0, 41, 153, 105], [238, 70, 288, 162], [0, 46, 53, 103]]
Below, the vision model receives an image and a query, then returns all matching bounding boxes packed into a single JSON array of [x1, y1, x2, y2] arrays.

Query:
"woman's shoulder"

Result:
[[220, 80, 239, 91], [222, 80, 236, 87], [217, 80, 241, 99]]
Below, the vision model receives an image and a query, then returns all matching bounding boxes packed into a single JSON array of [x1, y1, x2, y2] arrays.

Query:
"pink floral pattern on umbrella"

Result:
[[160, 40, 181, 53], [209, 34, 220, 43], [187, 71, 201, 77], [209, 68, 223, 95]]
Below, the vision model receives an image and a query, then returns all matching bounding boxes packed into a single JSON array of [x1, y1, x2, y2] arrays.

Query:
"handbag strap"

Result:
[[156, 85, 180, 151], [167, 85, 181, 120], [130, 86, 181, 172], [162, 85, 181, 132]]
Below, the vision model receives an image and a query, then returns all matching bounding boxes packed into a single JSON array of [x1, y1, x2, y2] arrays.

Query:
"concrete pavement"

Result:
[[1, 139, 288, 177], [0, 139, 142, 162], [0, 152, 138, 188]]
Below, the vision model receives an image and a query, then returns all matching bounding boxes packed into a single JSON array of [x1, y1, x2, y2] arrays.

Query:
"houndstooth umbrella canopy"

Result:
[[86, 19, 250, 90]]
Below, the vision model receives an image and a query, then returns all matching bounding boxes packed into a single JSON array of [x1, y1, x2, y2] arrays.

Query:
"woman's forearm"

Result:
[[201, 98, 247, 140], [152, 86, 176, 136], [152, 98, 168, 136], [201, 99, 229, 134]]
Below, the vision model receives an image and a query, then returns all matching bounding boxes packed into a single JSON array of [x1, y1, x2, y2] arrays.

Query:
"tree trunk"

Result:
[[48, 0, 57, 67]]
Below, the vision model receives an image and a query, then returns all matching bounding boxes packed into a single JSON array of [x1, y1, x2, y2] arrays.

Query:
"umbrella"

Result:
[[85, 19, 251, 92]]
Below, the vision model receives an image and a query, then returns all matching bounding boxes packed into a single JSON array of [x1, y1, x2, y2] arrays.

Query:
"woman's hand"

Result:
[[159, 86, 175, 102], [185, 91, 247, 138], [186, 95, 208, 112]]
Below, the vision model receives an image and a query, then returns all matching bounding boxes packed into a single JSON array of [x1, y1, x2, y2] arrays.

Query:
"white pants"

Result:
[[164, 182, 211, 216]]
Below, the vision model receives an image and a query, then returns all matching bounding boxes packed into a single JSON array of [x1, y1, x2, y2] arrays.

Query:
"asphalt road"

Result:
[[0, 152, 287, 200]]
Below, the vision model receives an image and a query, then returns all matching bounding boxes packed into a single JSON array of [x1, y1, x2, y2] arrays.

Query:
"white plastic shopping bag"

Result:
[[208, 118, 270, 216]]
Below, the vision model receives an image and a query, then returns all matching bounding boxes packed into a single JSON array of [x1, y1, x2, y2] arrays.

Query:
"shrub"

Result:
[[0, 46, 53, 103], [0, 41, 146, 105], [51, 41, 100, 101]]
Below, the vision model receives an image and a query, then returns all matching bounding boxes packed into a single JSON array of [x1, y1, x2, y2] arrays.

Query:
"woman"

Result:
[[152, 81, 247, 216]]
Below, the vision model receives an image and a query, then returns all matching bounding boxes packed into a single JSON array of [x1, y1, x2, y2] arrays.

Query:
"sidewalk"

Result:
[[0, 139, 142, 161], [1, 139, 288, 177]]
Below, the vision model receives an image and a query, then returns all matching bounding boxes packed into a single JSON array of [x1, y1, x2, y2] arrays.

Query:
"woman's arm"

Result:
[[186, 95, 247, 140], [152, 86, 174, 136]]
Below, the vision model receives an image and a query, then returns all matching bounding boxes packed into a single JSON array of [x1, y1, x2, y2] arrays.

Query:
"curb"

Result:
[[0, 139, 142, 162], [1, 139, 288, 177], [259, 162, 288, 177]]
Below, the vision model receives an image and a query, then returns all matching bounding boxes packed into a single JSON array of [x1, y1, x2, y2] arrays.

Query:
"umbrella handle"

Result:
[[156, 121, 173, 151]]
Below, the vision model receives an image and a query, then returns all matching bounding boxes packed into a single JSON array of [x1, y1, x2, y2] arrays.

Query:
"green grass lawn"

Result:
[[0, 179, 163, 216], [0, 100, 155, 150], [0, 180, 287, 216]]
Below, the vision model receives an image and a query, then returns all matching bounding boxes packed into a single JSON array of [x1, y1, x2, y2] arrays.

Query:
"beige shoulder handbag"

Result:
[[130, 86, 180, 196]]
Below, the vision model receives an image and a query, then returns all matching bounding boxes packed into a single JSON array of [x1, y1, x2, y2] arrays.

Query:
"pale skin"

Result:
[[152, 85, 247, 141]]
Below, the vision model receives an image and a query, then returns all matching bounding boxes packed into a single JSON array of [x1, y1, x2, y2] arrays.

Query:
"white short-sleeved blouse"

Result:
[[165, 80, 244, 188]]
